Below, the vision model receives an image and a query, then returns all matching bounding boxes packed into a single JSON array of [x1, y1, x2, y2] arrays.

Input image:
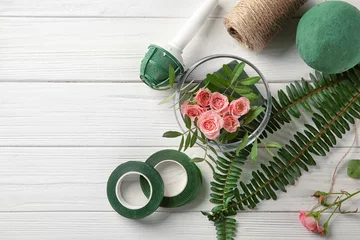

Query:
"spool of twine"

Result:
[[224, 0, 307, 52]]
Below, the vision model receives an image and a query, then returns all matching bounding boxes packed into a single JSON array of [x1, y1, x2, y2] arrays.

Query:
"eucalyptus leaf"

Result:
[[208, 145, 218, 156], [184, 115, 192, 129], [232, 86, 253, 95], [222, 64, 233, 79], [244, 106, 266, 125], [205, 74, 226, 88], [242, 92, 259, 102], [347, 160, 360, 179], [190, 129, 198, 147], [191, 157, 206, 163], [251, 139, 258, 162], [178, 135, 184, 151], [184, 133, 191, 151], [231, 62, 245, 85], [162, 131, 182, 138], [180, 79, 195, 91], [214, 72, 230, 87], [169, 65, 175, 88], [188, 83, 201, 93], [240, 76, 261, 86], [158, 92, 176, 105], [236, 132, 249, 155], [266, 142, 282, 149]]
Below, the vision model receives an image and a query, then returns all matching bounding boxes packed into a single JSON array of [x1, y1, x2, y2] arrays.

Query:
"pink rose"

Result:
[[197, 111, 224, 140], [210, 92, 229, 113], [181, 100, 190, 116], [219, 106, 229, 116], [223, 115, 240, 133], [299, 211, 324, 234], [181, 100, 205, 120], [194, 88, 212, 107], [229, 97, 250, 118]]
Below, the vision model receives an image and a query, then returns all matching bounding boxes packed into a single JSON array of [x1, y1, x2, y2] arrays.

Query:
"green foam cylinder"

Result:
[[140, 45, 184, 90], [296, 1, 360, 74]]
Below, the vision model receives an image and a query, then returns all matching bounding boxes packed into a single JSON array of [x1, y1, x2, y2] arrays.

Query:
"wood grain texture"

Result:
[[0, 147, 359, 212], [0, 18, 315, 82], [0, 0, 323, 17], [1, 0, 360, 239], [1, 212, 359, 240], [0, 82, 357, 147]]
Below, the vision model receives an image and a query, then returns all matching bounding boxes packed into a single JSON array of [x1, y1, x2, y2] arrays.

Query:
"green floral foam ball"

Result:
[[296, 1, 360, 74]]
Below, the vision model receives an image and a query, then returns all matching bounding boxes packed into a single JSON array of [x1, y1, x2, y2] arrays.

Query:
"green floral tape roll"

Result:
[[107, 161, 164, 219], [140, 149, 203, 208]]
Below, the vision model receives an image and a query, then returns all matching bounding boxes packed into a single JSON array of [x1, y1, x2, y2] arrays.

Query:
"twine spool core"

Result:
[[224, 0, 307, 52]]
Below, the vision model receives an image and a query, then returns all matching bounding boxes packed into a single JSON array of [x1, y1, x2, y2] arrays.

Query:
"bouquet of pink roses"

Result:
[[181, 89, 251, 140], [162, 61, 275, 163]]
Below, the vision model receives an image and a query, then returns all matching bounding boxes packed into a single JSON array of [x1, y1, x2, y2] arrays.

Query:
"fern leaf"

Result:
[[217, 87, 359, 218]]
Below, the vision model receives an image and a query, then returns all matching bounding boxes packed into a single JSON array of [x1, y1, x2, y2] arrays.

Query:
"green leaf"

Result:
[[190, 129, 198, 147], [162, 131, 182, 138], [214, 72, 230, 87], [240, 76, 261, 86], [191, 157, 206, 163], [241, 92, 259, 102], [347, 160, 360, 179], [184, 133, 191, 151], [244, 106, 266, 125], [232, 86, 253, 95], [184, 115, 192, 129], [180, 79, 195, 91], [158, 92, 176, 105], [204, 74, 226, 88], [208, 145, 218, 156], [266, 142, 282, 149], [231, 62, 245, 85], [222, 64, 233, 79], [188, 83, 200, 93], [251, 139, 258, 162], [169, 65, 175, 88], [178, 135, 184, 151], [236, 132, 249, 155]]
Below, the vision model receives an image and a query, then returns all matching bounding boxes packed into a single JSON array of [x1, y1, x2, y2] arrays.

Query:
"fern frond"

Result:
[[207, 65, 360, 239], [244, 65, 360, 139], [214, 217, 237, 240], [218, 86, 359, 218], [210, 152, 247, 206]]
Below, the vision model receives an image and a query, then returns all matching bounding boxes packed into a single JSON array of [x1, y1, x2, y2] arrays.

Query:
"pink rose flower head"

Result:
[[194, 88, 212, 107], [181, 100, 205, 121], [229, 97, 250, 118], [223, 115, 240, 133], [197, 111, 224, 140], [299, 211, 324, 234], [181, 100, 190, 116], [210, 92, 229, 113]]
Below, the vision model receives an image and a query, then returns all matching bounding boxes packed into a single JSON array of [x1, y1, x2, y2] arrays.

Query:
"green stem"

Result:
[[319, 190, 360, 213], [323, 205, 339, 229]]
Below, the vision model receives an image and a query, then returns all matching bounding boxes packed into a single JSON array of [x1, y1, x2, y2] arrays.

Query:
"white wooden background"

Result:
[[0, 0, 359, 239]]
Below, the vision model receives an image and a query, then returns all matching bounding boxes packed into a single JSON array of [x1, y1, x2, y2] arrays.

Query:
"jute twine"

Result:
[[224, 0, 307, 52]]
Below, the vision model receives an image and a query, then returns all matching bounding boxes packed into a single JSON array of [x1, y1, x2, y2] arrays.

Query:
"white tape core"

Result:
[[116, 171, 152, 210], [154, 160, 188, 197]]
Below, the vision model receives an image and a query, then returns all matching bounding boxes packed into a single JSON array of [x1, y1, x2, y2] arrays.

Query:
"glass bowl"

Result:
[[174, 54, 272, 153]]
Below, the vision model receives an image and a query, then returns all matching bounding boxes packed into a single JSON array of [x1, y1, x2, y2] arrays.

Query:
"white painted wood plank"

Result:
[[0, 147, 359, 212], [0, 83, 357, 147], [0, 212, 359, 240], [0, 18, 316, 82], [0, 0, 326, 17]]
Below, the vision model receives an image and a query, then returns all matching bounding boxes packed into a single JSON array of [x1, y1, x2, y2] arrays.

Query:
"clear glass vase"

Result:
[[174, 54, 272, 153]]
